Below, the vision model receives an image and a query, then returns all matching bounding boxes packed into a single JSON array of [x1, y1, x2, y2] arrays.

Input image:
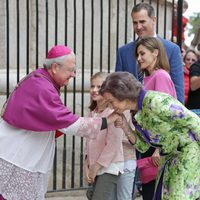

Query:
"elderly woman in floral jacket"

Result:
[[100, 72, 200, 200]]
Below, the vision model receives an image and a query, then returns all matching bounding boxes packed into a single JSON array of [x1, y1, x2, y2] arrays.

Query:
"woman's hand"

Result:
[[151, 148, 161, 167], [115, 114, 136, 144], [106, 111, 122, 125], [114, 114, 129, 131]]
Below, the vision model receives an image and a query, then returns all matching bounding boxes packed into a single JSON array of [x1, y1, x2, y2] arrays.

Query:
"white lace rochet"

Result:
[[0, 158, 49, 200]]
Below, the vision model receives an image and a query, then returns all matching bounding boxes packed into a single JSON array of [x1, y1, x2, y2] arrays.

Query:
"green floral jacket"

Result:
[[134, 90, 200, 200]]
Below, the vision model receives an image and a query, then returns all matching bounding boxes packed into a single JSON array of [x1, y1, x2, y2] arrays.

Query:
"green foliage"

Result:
[[188, 12, 200, 36]]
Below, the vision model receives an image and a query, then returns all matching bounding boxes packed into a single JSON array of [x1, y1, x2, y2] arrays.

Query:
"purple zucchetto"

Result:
[[47, 45, 72, 59]]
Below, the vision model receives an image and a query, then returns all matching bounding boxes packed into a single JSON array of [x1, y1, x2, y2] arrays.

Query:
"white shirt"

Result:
[[0, 118, 81, 173], [97, 162, 124, 176]]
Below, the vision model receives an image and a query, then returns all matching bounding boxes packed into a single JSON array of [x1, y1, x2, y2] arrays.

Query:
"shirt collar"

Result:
[[138, 89, 147, 110]]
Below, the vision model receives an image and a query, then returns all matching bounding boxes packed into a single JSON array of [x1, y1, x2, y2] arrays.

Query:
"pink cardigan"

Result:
[[144, 69, 177, 98], [84, 107, 124, 168]]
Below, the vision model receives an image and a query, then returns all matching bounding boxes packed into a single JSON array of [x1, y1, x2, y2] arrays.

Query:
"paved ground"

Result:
[[46, 190, 87, 200], [45, 190, 142, 200]]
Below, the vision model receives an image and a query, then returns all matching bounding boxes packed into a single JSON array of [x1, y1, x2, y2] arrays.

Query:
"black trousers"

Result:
[[142, 180, 156, 200], [140, 147, 156, 200]]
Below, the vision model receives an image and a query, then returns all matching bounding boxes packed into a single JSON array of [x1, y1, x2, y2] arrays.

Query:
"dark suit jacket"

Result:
[[115, 37, 184, 103]]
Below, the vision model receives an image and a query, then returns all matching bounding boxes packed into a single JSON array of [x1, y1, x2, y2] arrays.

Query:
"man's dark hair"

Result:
[[131, 2, 155, 18]]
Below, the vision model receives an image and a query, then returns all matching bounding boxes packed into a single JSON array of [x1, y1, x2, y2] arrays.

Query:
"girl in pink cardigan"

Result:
[[84, 72, 124, 200]]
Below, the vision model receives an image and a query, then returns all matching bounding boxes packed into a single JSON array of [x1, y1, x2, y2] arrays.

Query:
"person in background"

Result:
[[84, 72, 124, 200], [115, 2, 184, 104], [187, 58, 200, 114], [183, 49, 198, 105], [172, 0, 189, 44], [135, 37, 177, 200], [0, 45, 120, 200], [100, 71, 200, 200]]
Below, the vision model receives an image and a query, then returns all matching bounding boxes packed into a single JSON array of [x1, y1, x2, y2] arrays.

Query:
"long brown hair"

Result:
[[135, 37, 170, 75]]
